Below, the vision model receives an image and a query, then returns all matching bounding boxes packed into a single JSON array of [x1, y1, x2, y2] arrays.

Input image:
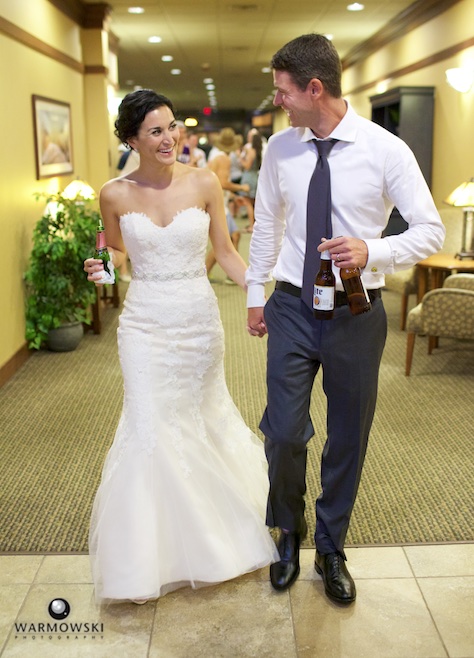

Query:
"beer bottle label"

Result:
[[313, 285, 335, 311]]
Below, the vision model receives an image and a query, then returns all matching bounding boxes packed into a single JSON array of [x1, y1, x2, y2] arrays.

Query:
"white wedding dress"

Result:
[[89, 208, 278, 603]]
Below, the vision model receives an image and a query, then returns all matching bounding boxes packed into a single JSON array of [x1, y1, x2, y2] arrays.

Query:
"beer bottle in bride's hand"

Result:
[[94, 219, 115, 284], [313, 249, 335, 320]]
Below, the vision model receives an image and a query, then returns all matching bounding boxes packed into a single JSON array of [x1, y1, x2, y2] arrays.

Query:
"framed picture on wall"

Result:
[[32, 95, 74, 179]]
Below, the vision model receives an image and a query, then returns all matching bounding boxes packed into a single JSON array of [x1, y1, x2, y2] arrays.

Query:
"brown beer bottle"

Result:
[[313, 249, 335, 320], [340, 266, 372, 315]]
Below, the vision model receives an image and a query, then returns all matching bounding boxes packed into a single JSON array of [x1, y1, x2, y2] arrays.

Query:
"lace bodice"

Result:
[[120, 207, 210, 279]]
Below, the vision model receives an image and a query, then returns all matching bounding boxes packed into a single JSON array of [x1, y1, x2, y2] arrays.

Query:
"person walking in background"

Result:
[[229, 133, 244, 184], [84, 89, 278, 605], [116, 143, 132, 172], [205, 127, 250, 279], [176, 122, 207, 167], [246, 34, 445, 604], [228, 133, 244, 220], [188, 130, 207, 168], [237, 129, 263, 231], [175, 120, 191, 163], [117, 144, 140, 176]]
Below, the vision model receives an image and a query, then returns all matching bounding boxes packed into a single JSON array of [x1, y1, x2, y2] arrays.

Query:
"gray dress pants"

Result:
[[260, 288, 387, 557]]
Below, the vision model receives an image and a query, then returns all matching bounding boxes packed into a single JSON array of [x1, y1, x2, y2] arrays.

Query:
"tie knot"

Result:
[[315, 139, 337, 158]]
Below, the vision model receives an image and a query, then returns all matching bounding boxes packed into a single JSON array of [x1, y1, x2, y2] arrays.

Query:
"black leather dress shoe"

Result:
[[270, 519, 307, 591], [314, 551, 356, 604]]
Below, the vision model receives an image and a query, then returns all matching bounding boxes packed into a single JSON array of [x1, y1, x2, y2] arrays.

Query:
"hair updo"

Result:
[[114, 89, 175, 147]]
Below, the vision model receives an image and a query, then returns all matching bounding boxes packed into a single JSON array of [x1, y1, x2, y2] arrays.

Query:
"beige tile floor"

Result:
[[1, 544, 473, 658]]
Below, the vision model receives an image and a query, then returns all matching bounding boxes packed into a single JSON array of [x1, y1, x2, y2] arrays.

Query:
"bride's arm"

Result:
[[99, 182, 127, 268], [203, 170, 248, 290], [84, 181, 127, 282]]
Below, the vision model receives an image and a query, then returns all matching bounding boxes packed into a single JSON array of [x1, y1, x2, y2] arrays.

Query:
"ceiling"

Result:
[[89, 0, 417, 119]]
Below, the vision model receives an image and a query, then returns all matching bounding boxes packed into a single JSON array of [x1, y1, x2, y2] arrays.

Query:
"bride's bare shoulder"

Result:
[[100, 176, 133, 200], [185, 163, 219, 189]]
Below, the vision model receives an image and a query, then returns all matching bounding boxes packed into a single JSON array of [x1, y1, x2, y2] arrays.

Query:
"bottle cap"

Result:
[[320, 249, 331, 260]]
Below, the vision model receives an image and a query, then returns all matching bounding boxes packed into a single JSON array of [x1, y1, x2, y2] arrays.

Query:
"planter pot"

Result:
[[47, 322, 84, 352]]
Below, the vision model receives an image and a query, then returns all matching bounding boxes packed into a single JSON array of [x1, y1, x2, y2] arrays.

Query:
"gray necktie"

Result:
[[301, 139, 338, 310]]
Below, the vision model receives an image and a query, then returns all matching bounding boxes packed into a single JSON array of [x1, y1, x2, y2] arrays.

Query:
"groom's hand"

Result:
[[247, 307, 267, 338]]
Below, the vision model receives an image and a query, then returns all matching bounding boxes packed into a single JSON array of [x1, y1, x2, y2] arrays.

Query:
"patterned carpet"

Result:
[[1, 230, 473, 553]]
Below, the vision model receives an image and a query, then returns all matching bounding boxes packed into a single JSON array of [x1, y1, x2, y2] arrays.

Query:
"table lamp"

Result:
[[44, 179, 96, 220], [62, 178, 96, 200], [444, 178, 474, 259]]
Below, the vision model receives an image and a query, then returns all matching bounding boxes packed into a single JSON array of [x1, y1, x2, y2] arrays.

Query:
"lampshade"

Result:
[[445, 178, 474, 260], [44, 201, 63, 219], [444, 178, 474, 208], [62, 179, 96, 200]]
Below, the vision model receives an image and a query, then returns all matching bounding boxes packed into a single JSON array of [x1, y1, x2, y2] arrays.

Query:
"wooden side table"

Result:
[[416, 253, 474, 302], [90, 281, 120, 334]]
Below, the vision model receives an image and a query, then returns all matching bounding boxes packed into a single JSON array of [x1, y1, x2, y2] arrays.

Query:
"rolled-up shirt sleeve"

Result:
[[245, 143, 286, 308]]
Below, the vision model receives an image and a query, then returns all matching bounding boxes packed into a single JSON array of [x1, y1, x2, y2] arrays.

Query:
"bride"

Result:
[[84, 89, 278, 604]]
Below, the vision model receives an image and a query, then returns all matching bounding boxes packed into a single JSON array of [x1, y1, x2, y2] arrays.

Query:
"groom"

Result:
[[245, 33, 444, 603]]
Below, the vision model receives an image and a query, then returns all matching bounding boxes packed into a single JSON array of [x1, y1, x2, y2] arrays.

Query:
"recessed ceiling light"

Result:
[[324, 33, 334, 40], [347, 3, 364, 10], [206, 84, 215, 90], [148, 36, 162, 44], [161, 55, 173, 62], [261, 67, 271, 73], [128, 7, 144, 14], [170, 69, 181, 75], [203, 78, 213, 84]]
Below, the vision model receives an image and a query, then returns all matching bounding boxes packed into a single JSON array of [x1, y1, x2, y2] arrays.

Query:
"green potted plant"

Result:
[[24, 192, 99, 351]]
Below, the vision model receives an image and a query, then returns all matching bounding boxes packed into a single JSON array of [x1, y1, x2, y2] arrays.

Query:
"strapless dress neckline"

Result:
[[120, 207, 209, 229]]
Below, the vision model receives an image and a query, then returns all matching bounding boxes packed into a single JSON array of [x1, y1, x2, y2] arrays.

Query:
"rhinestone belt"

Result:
[[132, 267, 207, 282]]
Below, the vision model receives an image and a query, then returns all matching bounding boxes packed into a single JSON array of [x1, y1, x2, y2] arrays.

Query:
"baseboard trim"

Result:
[[0, 344, 30, 388]]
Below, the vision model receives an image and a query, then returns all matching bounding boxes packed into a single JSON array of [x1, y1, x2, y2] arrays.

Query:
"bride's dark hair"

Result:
[[115, 89, 175, 147]]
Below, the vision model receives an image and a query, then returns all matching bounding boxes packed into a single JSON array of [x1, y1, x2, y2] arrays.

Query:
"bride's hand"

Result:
[[84, 257, 105, 284]]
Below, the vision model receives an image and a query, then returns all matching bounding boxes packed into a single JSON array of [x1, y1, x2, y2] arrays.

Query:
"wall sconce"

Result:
[[445, 68, 474, 93], [444, 178, 474, 259]]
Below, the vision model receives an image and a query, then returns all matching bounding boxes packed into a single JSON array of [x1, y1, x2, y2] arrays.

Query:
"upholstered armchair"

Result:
[[405, 273, 474, 375], [384, 207, 463, 331], [384, 268, 417, 330]]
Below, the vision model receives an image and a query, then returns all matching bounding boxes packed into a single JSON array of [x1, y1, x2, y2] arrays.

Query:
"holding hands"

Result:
[[247, 307, 267, 338]]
